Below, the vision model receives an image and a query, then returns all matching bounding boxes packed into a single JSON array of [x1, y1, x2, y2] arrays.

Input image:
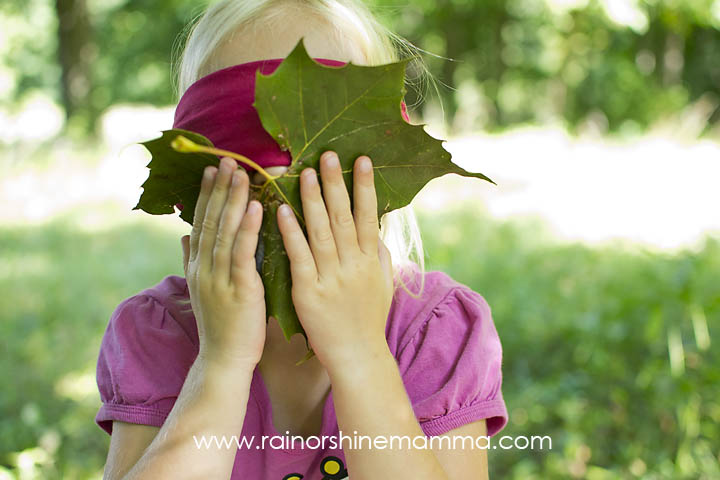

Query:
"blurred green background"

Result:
[[1, 0, 719, 479]]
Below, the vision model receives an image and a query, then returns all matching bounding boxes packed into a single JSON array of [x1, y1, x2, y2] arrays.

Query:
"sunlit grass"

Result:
[[1, 198, 718, 478], [1, 103, 718, 478], [416, 205, 720, 479], [0, 209, 184, 479]]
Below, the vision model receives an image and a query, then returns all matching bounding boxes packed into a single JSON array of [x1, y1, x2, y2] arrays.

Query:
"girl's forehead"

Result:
[[208, 20, 361, 74]]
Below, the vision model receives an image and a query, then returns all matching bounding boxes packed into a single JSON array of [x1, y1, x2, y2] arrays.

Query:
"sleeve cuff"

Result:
[[419, 398, 508, 437], [95, 403, 171, 435]]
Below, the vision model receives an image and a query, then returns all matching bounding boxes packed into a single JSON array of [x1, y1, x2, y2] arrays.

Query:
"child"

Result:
[[95, 1, 507, 479]]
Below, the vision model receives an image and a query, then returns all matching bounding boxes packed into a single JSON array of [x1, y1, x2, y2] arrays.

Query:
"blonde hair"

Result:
[[173, 0, 439, 299]]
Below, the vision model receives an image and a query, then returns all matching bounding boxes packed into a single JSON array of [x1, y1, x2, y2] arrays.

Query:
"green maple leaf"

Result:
[[133, 37, 494, 364], [134, 129, 218, 225]]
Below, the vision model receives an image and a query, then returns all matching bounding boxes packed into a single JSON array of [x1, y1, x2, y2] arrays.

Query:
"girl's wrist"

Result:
[[195, 348, 258, 381], [324, 339, 394, 384]]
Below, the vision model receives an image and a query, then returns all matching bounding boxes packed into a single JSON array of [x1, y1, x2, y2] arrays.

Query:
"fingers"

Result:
[[231, 200, 264, 287], [378, 237, 393, 294], [251, 166, 288, 185], [277, 203, 319, 282], [213, 166, 251, 284], [198, 157, 235, 277], [352, 156, 379, 255], [319, 151, 360, 263], [277, 151, 378, 281], [189, 165, 217, 263], [298, 165, 340, 276], [181, 235, 190, 276]]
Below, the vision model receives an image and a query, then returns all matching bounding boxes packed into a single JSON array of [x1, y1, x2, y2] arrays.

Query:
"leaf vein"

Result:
[[295, 71, 393, 160]]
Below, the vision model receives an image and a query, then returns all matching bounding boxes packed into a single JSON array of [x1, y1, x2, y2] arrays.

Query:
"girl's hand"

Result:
[[180, 157, 267, 368], [276, 151, 394, 371]]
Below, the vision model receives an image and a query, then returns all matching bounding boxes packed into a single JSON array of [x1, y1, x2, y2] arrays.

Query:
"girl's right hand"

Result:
[[180, 156, 267, 368]]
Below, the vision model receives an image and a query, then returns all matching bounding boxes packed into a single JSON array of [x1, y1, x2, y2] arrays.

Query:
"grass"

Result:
[[418, 203, 720, 479], [1, 206, 185, 480], [0, 201, 718, 479]]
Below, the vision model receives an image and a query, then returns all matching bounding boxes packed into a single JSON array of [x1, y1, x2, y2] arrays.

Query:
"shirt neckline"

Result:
[[250, 363, 336, 456]]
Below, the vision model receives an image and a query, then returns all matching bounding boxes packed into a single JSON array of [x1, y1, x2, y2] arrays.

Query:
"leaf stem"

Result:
[[295, 348, 316, 366], [171, 135, 305, 226], [171, 135, 275, 182]]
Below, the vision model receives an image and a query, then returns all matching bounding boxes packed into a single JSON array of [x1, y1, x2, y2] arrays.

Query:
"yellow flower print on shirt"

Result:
[[282, 454, 349, 480]]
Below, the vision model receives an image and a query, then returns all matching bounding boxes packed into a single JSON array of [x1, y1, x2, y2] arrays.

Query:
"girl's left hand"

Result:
[[276, 151, 394, 371]]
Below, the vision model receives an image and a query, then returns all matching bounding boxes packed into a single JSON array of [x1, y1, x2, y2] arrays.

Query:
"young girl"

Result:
[[95, 1, 507, 479]]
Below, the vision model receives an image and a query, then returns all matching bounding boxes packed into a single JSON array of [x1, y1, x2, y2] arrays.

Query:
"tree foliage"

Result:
[[382, 0, 720, 135], [2, 0, 719, 135]]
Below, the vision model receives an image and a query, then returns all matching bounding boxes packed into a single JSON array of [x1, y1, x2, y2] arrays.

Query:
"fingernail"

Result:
[[359, 156, 372, 173], [323, 152, 339, 168], [303, 168, 317, 184], [247, 201, 260, 215], [279, 204, 292, 216]]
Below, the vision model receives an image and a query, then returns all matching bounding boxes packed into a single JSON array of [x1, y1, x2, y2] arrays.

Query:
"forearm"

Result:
[[327, 345, 449, 480], [121, 357, 253, 480]]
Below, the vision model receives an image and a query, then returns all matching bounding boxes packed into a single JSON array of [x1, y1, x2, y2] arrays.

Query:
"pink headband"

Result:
[[173, 57, 410, 172]]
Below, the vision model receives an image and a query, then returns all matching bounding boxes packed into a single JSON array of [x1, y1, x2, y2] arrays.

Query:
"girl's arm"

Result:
[[275, 151, 460, 478], [103, 358, 254, 480], [102, 159, 267, 479], [431, 420, 489, 479], [330, 353, 489, 479], [328, 347, 452, 479]]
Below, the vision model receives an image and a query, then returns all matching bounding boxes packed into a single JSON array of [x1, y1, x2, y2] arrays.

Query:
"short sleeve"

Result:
[[95, 294, 198, 435], [399, 287, 508, 437]]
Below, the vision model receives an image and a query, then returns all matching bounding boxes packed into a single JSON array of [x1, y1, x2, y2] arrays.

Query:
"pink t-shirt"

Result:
[[95, 263, 508, 479]]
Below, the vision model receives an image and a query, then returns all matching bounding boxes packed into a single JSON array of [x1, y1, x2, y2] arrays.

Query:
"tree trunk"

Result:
[[55, 0, 93, 121]]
